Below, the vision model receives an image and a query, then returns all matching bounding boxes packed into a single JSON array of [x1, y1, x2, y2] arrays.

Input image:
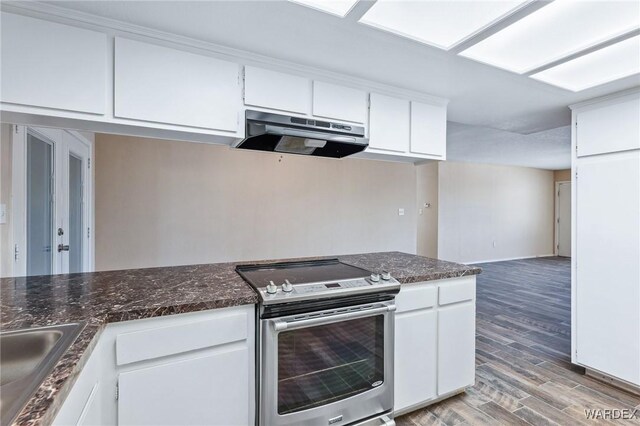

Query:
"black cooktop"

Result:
[[235, 258, 371, 289]]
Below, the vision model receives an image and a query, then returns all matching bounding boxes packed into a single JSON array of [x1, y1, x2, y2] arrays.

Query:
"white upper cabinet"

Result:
[[244, 66, 311, 114], [369, 93, 411, 152], [114, 38, 240, 132], [0, 12, 107, 115], [576, 96, 640, 157], [411, 101, 447, 158], [312, 81, 368, 124]]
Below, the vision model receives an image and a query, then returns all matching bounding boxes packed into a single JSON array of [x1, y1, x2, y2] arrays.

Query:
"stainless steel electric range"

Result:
[[236, 258, 400, 426]]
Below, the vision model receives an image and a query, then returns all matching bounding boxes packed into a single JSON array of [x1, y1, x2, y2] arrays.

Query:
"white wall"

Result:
[[95, 134, 417, 271], [437, 162, 554, 264]]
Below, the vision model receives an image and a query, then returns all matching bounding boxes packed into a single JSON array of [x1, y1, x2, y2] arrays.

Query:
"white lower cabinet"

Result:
[[437, 302, 476, 395], [394, 276, 476, 415], [395, 309, 437, 411], [118, 348, 249, 425], [53, 305, 255, 426]]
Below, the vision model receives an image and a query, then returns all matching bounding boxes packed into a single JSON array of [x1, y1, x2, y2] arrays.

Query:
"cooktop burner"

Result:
[[236, 258, 400, 305]]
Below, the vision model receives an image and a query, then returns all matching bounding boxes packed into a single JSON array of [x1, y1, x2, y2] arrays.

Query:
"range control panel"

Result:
[[294, 278, 372, 294]]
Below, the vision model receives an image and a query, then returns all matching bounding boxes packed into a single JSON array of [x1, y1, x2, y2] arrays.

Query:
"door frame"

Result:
[[10, 125, 94, 276], [554, 180, 571, 256]]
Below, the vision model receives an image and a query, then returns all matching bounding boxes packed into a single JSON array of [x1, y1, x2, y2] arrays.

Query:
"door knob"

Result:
[[57, 244, 70, 252]]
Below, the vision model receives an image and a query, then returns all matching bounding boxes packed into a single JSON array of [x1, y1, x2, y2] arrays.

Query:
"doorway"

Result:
[[555, 181, 571, 257], [11, 125, 93, 276]]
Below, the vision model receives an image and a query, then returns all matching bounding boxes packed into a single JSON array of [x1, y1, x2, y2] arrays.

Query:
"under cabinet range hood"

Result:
[[234, 110, 368, 158]]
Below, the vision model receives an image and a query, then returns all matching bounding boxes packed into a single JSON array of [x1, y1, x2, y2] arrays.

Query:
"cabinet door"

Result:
[[576, 153, 640, 385], [1, 12, 107, 114], [118, 347, 249, 426], [244, 66, 311, 114], [369, 93, 410, 152], [577, 96, 640, 157], [438, 303, 475, 395], [411, 101, 447, 158], [395, 309, 437, 412], [114, 38, 240, 131], [312, 81, 367, 123]]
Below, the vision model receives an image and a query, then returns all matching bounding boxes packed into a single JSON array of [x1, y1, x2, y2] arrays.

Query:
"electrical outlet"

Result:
[[0, 203, 6, 224], [419, 208, 423, 215], [398, 208, 405, 216]]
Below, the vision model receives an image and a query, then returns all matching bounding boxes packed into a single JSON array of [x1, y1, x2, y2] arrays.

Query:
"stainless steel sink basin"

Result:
[[1, 323, 84, 425]]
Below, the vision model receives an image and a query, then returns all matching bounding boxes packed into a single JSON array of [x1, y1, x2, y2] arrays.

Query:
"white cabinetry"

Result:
[[244, 66, 311, 114], [394, 276, 476, 415], [438, 303, 476, 394], [52, 341, 102, 426], [114, 38, 241, 131], [369, 93, 411, 153], [312, 81, 367, 124], [576, 97, 640, 157], [394, 284, 437, 412], [368, 93, 448, 161], [411, 101, 447, 158], [0, 12, 107, 114], [118, 349, 248, 425], [571, 89, 640, 387], [53, 305, 255, 426]]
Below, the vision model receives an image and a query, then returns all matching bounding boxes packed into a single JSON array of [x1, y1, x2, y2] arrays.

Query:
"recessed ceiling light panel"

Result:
[[359, 0, 530, 50], [531, 35, 640, 92], [288, 0, 359, 17], [460, 0, 640, 74]]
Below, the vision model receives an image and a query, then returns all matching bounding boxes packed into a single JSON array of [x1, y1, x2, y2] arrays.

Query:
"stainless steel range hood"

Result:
[[234, 110, 368, 158]]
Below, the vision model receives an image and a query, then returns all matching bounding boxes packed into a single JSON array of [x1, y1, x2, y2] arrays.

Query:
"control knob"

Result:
[[370, 273, 380, 283], [381, 271, 391, 281], [266, 280, 278, 294], [282, 279, 293, 293]]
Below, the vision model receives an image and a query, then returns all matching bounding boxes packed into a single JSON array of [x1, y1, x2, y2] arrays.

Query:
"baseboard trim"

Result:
[[466, 254, 557, 265], [585, 368, 640, 396]]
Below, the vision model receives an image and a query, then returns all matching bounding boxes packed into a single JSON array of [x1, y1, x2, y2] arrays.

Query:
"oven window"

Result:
[[277, 315, 384, 415]]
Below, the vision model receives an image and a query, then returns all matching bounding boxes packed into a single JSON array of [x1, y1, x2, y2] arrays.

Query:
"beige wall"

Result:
[[554, 169, 571, 182], [0, 124, 13, 277], [95, 134, 418, 271], [416, 162, 438, 258], [437, 162, 555, 264]]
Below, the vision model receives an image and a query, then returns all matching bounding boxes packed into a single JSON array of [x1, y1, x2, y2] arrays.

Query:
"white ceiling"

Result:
[[447, 122, 571, 170], [39, 0, 638, 169]]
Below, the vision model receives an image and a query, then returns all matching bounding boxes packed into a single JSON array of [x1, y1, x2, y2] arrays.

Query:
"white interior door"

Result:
[[12, 125, 92, 277], [556, 182, 571, 257], [61, 132, 91, 274]]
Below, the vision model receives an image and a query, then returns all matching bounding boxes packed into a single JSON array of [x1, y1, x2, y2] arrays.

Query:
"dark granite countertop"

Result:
[[0, 251, 479, 426]]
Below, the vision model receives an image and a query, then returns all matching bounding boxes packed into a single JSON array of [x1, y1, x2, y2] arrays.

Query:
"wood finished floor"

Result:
[[396, 257, 640, 426]]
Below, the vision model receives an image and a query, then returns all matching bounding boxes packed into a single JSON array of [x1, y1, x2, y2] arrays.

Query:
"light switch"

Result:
[[398, 208, 405, 216], [0, 203, 6, 224]]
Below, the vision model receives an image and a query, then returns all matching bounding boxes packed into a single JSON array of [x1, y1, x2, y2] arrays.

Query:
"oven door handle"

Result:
[[273, 304, 395, 331]]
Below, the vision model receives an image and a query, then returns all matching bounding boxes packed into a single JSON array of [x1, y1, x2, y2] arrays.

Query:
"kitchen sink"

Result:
[[1, 323, 84, 425]]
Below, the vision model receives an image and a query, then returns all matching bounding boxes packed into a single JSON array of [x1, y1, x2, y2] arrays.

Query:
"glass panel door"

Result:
[[277, 315, 385, 414], [26, 133, 53, 276], [68, 154, 83, 273]]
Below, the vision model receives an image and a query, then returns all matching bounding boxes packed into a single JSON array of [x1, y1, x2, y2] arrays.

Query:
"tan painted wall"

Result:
[[95, 134, 418, 271], [554, 169, 571, 182], [437, 162, 555, 263], [416, 162, 438, 258], [0, 124, 13, 277]]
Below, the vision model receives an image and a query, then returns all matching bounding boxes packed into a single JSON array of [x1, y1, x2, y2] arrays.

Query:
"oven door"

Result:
[[259, 301, 395, 426]]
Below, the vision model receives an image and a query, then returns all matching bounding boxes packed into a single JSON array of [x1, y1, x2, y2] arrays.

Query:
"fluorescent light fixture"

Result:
[[531, 35, 640, 92], [288, 0, 359, 17], [359, 0, 530, 50], [460, 0, 640, 74]]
